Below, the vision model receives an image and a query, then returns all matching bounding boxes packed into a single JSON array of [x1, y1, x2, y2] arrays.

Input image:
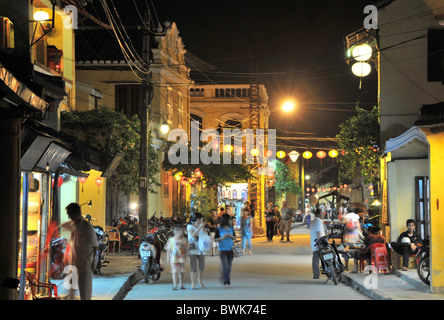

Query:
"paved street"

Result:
[[124, 224, 371, 300]]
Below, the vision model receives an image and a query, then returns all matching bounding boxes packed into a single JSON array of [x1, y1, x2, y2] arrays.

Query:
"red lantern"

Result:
[[344, 184, 348, 188], [306, 188, 310, 192], [79, 176, 87, 192], [95, 177, 103, 194], [194, 168, 202, 178], [51, 176, 64, 188], [316, 150, 327, 166]]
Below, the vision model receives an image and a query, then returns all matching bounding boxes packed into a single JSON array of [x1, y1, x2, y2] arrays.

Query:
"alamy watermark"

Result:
[[363, 5, 378, 30], [63, 5, 78, 30], [167, 121, 276, 175]]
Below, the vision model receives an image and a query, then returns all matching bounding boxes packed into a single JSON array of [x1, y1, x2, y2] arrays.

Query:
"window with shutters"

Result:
[[0, 17, 14, 49], [115, 85, 141, 118], [415, 176, 430, 240], [167, 86, 173, 121]]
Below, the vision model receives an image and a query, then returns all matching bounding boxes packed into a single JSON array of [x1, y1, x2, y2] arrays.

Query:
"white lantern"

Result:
[[34, 11, 50, 21], [352, 44, 373, 62], [352, 62, 372, 77], [288, 151, 300, 162]]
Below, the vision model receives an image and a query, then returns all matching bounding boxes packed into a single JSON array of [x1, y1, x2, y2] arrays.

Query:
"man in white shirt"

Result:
[[310, 208, 325, 279], [63, 203, 98, 300]]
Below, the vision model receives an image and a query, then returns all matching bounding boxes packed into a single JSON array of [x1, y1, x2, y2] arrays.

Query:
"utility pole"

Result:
[[248, 54, 264, 235], [139, 11, 153, 237]]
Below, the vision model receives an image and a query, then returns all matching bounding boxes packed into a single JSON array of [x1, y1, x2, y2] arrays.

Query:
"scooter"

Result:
[[315, 233, 344, 285], [416, 239, 430, 285], [138, 233, 163, 283], [85, 215, 109, 274], [50, 237, 69, 279], [113, 216, 140, 253]]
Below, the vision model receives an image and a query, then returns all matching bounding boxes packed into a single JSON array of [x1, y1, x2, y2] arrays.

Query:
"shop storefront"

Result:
[[218, 183, 249, 227]]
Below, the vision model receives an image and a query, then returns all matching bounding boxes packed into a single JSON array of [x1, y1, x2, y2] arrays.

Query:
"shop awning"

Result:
[[318, 190, 350, 206], [21, 119, 114, 176]]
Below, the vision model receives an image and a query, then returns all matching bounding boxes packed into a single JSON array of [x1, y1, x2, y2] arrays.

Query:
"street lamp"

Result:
[[152, 113, 170, 135], [282, 100, 295, 112], [30, 1, 56, 47]]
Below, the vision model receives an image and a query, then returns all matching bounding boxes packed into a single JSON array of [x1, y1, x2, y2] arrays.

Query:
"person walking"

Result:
[[206, 209, 220, 256], [310, 208, 326, 279], [165, 226, 188, 290], [265, 202, 276, 241], [341, 207, 362, 272], [241, 208, 253, 255], [187, 212, 207, 289], [215, 213, 237, 288], [279, 200, 293, 241], [62, 203, 98, 300]]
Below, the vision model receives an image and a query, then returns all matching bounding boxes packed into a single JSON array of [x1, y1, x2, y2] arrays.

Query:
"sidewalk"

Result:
[[52, 254, 141, 300], [50, 222, 444, 300]]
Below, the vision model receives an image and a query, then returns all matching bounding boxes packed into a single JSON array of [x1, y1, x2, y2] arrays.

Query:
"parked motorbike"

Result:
[[315, 233, 344, 285], [416, 239, 430, 285], [139, 233, 163, 283], [113, 216, 140, 253], [85, 215, 109, 274], [50, 237, 70, 279]]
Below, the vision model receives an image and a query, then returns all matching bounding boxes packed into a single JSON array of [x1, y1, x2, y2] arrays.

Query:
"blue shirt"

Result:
[[217, 226, 235, 251]]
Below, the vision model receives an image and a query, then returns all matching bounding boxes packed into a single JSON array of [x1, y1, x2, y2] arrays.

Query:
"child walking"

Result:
[[165, 226, 188, 290], [241, 208, 253, 255]]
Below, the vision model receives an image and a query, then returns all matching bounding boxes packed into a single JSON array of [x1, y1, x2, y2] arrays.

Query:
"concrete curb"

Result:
[[343, 274, 390, 300], [393, 269, 430, 293], [113, 271, 141, 300]]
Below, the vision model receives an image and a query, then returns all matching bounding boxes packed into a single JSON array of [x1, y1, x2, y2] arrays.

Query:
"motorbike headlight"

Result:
[[122, 231, 128, 237]]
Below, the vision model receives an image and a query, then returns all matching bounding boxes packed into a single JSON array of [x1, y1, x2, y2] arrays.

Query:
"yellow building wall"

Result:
[[78, 170, 107, 229], [387, 159, 428, 241], [423, 130, 444, 294]]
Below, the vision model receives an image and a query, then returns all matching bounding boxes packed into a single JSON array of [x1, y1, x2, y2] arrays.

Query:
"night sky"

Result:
[[85, 0, 379, 168]]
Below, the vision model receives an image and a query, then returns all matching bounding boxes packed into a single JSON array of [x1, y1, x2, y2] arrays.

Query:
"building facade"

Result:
[[75, 22, 193, 221], [378, 0, 444, 293], [190, 84, 271, 233]]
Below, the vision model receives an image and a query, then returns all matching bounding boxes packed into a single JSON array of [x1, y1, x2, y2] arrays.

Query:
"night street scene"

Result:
[[1, 0, 444, 310]]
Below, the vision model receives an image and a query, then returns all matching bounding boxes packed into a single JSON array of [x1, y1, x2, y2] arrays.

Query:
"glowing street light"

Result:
[[352, 44, 373, 62], [282, 101, 295, 112]]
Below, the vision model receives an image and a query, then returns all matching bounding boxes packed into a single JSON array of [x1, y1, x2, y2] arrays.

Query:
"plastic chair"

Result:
[[25, 270, 59, 300], [105, 226, 120, 254], [358, 243, 386, 273], [372, 245, 390, 273]]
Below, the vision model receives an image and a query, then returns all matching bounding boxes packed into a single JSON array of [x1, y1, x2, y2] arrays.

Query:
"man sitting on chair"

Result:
[[389, 219, 422, 271]]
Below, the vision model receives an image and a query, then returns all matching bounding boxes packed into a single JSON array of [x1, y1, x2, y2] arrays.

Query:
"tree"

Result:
[[336, 106, 381, 186], [61, 107, 160, 194], [273, 160, 302, 202], [162, 141, 254, 189]]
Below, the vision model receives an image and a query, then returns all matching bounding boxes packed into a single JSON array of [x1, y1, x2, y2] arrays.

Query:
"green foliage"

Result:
[[162, 141, 254, 189], [191, 190, 218, 220], [273, 160, 302, 201], [61, 107, 160, 194], [336, 106, 381, 185]]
